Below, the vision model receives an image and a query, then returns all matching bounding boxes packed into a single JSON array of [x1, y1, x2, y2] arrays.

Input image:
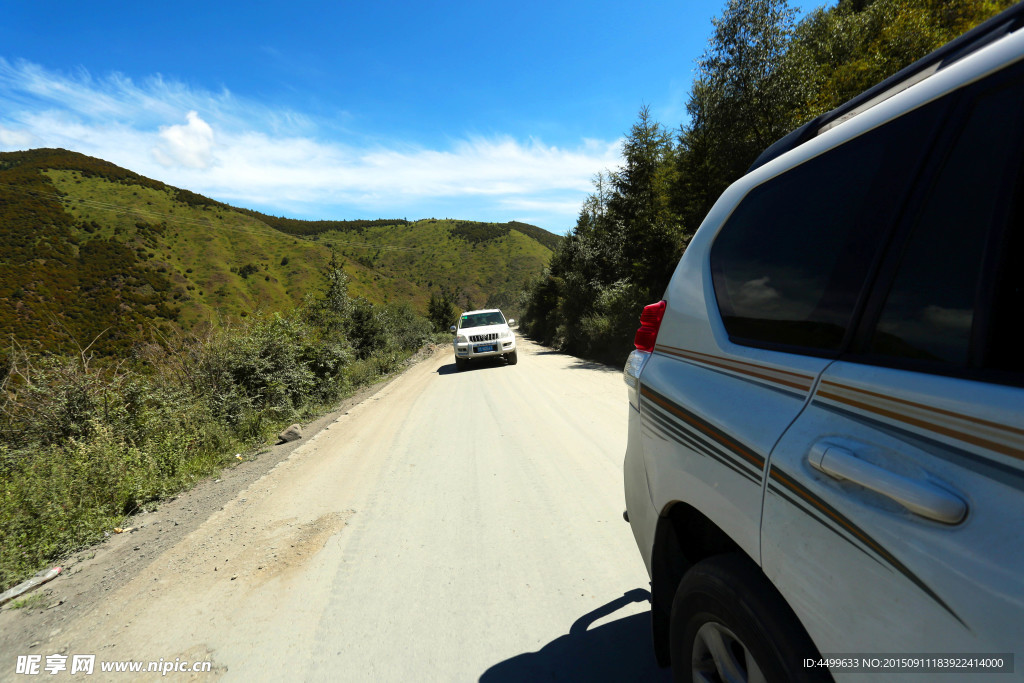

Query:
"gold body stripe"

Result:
[[769, 467, 893, 562], [819, 380, 1024, 462], [640, 386, 764, 470], [655, 345, 814, 392]]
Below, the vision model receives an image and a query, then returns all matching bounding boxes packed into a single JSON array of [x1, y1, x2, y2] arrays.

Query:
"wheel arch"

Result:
[[650, 500, 826, 674], [649, 501, 745, 666]]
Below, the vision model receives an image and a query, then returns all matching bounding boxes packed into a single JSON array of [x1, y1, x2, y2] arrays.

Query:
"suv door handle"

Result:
[[808, 443, 967, 524]]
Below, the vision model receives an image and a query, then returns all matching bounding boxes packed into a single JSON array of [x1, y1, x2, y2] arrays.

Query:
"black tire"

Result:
[[507, 349, 518, 365], [455, 357, 466, 371], [669, 553, 832, 683]]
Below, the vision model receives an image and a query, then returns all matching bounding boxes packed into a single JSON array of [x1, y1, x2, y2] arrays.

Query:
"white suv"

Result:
[[451, 308, 517, 371], [624, 7, 1024, 682]]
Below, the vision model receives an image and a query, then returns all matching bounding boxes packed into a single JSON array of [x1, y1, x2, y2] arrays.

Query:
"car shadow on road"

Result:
[[568, 358, 623, 374], [529, 348, 624, 374], [478, 589, 670, 682], [437, 358, 511, 375]]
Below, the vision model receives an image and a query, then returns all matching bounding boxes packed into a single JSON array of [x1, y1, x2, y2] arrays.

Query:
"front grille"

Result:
[[470, 333, 499, 342]]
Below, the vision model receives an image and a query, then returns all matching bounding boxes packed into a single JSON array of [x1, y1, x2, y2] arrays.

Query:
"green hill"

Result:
[[0, 148, 557, 361]]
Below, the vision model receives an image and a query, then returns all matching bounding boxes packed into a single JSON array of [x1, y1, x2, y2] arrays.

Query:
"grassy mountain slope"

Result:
[[0, 148, 557, 360], [315, 219, 553, 311], [44, 169, 331, 330]]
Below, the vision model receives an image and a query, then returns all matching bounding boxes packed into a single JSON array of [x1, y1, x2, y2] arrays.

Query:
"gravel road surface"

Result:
[[1, 338, 667, 682]]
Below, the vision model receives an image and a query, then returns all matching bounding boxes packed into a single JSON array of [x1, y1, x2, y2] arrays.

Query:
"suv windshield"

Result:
[[459, 312, 505, 328]]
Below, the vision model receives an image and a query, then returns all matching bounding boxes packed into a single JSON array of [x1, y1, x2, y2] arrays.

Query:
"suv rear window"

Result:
[[710, 100, 945, 353]]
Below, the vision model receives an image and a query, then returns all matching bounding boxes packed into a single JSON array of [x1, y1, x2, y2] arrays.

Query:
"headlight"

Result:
[[456, 335, 468, 343]]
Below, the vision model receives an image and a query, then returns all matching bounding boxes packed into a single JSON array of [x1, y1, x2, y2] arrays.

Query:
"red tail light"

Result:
[[633, 300, 666, 352]]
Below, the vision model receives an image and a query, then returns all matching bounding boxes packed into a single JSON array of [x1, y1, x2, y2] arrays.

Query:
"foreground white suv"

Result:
[[624, 7, 1024, 682], [451, 309, 517, 371]]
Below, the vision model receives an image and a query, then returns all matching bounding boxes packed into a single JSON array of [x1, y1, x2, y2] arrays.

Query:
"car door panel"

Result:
[[762, 362, 1024, 677]]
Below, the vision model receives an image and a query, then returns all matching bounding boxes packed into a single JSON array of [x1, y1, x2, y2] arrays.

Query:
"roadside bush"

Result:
[[378, 302, 432, 352], [300, 337, 353, 403], [520, 275, 648, 366], [520, 273, 562, 346], [347, 299, 389, 359], [1, 355, 106, 447], [577, 280, 651, 365], [0, 399, 239, 589], [196, 313, 317, 423], [346, 300, 430, 359]]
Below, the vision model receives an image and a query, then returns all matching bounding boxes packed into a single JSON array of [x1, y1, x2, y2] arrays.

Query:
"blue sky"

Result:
[[1, 0, 817, 233]]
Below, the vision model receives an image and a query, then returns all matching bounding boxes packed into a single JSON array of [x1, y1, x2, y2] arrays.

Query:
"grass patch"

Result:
[[8, 593, 48, 610]]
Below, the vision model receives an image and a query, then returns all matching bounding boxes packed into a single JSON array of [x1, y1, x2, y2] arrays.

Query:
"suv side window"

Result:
[[987, 190, 1023, 376], [710, 100, 946, 353], [866, 72, 1024, 376]]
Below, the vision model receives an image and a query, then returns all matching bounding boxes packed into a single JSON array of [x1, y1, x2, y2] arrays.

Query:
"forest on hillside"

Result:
[[520, 0, 1016, 364]]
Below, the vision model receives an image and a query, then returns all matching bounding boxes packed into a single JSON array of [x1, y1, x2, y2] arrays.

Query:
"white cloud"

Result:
[[922, 305, 972, 331], [0, 58, 621, 231], [153, 110, 215, 169], [736, 276, 781, 307], [0, 124, 35, 147]]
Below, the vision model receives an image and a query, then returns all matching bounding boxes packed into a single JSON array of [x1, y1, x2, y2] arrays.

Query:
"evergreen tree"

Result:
[[307, 249, 352, 336], [673, 0, 801, 230], [673, 82, 726, 234], [606, 106, 681, 294], [427, 288, 458, 333]]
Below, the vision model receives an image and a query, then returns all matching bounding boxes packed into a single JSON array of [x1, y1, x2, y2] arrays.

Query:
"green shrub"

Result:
[[378, 302, 432, 352], [207, 315, 315, 410], [237, 263, 259, 279], [578, 280, 651, 365]]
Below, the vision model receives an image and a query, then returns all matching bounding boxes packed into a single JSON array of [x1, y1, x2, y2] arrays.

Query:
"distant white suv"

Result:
[[624, 6, 1024, 682], [451, 309, 517, 371]]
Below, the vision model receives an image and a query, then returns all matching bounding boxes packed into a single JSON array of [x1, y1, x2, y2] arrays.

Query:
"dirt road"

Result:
[[1, 338, 667, 681]]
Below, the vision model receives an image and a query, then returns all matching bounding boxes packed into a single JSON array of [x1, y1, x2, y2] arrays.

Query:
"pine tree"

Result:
[[308, 249, 351, 336], [427, 288, 458, 333], [607, 106, 681, 293]]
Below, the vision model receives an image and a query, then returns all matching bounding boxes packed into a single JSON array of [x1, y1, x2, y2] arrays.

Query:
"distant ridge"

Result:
[[236, 209, 561, 251]]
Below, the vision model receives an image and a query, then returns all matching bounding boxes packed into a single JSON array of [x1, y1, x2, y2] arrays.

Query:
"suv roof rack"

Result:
[[748, 1, 1024, 172]]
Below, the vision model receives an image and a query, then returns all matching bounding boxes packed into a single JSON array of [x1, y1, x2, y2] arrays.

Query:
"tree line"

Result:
[[236, 211, 412, 237], [520, 0, 1014, 365]]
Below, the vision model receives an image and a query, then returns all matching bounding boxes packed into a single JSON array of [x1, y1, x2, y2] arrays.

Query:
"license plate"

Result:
[[475, 345, 495, 353]]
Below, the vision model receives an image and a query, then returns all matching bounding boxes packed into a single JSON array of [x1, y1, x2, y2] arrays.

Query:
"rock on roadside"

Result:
[[277, 423, 302, 444]]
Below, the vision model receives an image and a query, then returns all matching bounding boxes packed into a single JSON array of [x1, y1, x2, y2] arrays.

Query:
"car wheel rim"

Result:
[[691, 621, 766, 683]]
